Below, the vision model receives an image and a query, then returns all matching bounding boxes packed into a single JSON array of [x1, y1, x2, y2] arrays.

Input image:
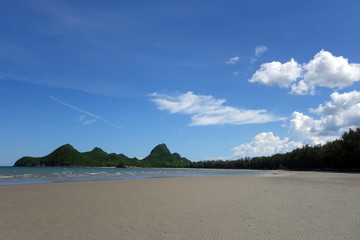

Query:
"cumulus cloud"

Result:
[[232, 90, 360, 158], [149, 91, 284, 126], [292, 50, 360, 94], [290, 80, 314, 95], [249, 50, 360, 95], [255, 45, 268, 57], [226, 56, 240, 64], [289, 90, 360, 144], [232, 132, 303, 158], [249, 58, 302, 87]]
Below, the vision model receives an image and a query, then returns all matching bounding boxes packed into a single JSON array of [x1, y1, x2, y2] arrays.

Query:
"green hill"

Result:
[[15, 144, 90, 167], [142, 144, 192, 168], [14, 143, 191, 168], [14, 144, 136, 167]]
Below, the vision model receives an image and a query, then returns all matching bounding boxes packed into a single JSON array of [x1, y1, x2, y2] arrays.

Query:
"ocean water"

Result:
[[0, 166, 267, 185]]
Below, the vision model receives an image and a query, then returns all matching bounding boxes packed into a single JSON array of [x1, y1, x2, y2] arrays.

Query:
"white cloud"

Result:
[[288, 112, 331, 145], [249, 50, 360, 95], [290, 80, 315, 95], [231, 90, 360, 158], [149, 91, 284, 126], [226, 56, 240, 64], [249, 58, 302, 88], [78, 115, 97, 125], [232, 132, 303, 158], [255, 45, 268, 57], [289, 90, 360, 144], [292, 50, 360, 95]]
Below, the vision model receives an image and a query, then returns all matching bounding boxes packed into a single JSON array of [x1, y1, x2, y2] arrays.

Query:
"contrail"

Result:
[[49, 95, 122, 129]]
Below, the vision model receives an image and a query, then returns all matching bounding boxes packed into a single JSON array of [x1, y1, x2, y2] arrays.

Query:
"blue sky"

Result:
[[1, 0, 360, 165]]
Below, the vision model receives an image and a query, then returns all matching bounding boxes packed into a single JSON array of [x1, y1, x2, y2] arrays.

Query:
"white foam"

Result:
[[17, 174, 33, 178], [0, 175, 14, 179]]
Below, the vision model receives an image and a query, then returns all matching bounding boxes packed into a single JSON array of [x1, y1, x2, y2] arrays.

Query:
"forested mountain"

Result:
[[14, 144, 137, 167], [191, 128, 360, 171], [141, 144, 191, 168], [13, 128, 360, 170], [14, 144, 191, 168]]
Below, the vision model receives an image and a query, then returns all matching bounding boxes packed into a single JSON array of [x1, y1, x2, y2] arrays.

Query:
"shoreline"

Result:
[[0, 167, 268, 186], [1, 171, 359, 240]]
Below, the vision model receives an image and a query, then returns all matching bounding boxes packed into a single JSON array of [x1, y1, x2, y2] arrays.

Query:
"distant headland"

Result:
[[14, 143, 191, 168]]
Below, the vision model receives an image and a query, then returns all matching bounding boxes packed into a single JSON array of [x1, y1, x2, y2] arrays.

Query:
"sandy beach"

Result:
[[1, 171, 359, 240]]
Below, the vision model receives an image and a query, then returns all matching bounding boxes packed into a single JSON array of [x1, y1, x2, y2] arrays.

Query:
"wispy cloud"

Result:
[[149, 91, 284, 126], [49, 95, 122, 129], [226, 56, 240, 64], [78, 115, 97, 125], [251, 45, 269, 63], [255, 45, 268, 57]]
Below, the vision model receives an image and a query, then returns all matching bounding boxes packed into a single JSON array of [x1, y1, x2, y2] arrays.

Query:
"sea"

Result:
[[0, 166, 268, 185]]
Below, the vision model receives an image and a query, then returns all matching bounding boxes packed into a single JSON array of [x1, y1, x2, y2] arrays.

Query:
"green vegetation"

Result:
[[14, 144, 137, 167], [14, 143, 191, 168], [13, 128, 360, 170], [190, 128, 360, 171], [141, 144, 191, 168]]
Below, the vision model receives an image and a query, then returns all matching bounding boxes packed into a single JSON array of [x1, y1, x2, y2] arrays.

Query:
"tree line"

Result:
[[190, 128, 360, 171], [14, 128, 360, 171]]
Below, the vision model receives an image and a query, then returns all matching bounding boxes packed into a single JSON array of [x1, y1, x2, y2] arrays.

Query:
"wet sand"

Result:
[[1, 171, 359, 240]]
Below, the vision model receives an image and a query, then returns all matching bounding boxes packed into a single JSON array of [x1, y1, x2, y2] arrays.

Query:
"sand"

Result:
[[1, 171, 359, 240]]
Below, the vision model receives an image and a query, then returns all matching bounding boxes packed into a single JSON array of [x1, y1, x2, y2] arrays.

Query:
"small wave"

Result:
[[89, 172, 102, 175], [16, 174, 34, 178], [0, 175, 14, 179], [0, 167, 266, 185]]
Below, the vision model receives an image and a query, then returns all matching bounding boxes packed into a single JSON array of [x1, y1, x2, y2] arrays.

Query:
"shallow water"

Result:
[[0, 166, 267, 185]]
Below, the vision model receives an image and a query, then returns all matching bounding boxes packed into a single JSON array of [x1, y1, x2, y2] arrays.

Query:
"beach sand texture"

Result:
[[1, 171, 359, 240]]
